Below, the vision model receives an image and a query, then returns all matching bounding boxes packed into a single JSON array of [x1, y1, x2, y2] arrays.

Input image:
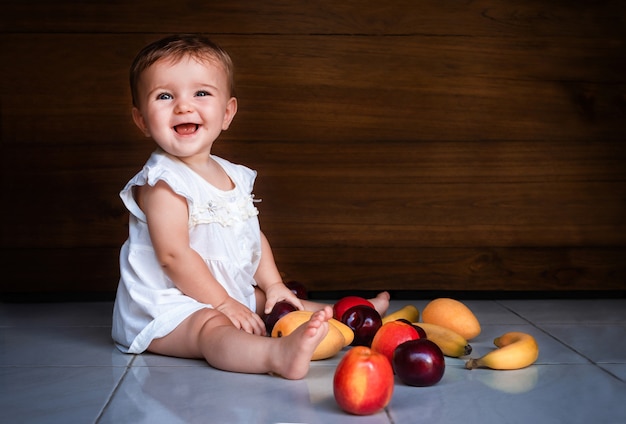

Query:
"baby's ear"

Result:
[[132, 107, 150, 137], [222, 97, 238, 130]]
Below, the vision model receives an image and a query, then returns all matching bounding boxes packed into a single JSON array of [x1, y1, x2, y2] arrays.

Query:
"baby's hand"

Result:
[[263, 282, 305, 315], [216, 297, 266, 336]]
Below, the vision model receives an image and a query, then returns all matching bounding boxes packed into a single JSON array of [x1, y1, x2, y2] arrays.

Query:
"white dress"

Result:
[[112, 150, 262, 353]]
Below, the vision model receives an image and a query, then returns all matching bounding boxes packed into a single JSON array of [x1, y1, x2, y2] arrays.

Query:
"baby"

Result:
[[112, 34, 389, 379]]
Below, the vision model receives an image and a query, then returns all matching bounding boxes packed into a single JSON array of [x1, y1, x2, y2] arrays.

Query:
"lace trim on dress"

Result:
[[190, 194, 260, 227]]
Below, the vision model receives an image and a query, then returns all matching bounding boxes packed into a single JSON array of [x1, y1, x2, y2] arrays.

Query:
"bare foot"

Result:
[[369, 291, 391, 317], [271, 306, 332, 379]]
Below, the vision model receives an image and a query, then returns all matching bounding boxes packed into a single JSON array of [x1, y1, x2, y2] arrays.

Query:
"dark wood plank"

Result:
[[261, 222, 626, 250], [272, 246, 626, 292], [2, 247, 623, 295], [2, 34, 624, 145], [2, 1, 625, 295], [5, 139, 626, 183], [3, 0, 625, 38], [220, 140, 626, 183], [0, 248, 121, 296], [3, 141, 625, 248]]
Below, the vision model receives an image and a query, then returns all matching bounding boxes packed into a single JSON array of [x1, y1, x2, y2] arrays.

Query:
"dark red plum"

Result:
[[341, 305, 383, 347], [393, 339, 445, 387], [284, 280, 308, 300], [263, 301, 297, 334]]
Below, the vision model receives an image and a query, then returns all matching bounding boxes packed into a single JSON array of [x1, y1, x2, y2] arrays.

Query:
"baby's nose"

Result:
[[174, 98, 193, 113]]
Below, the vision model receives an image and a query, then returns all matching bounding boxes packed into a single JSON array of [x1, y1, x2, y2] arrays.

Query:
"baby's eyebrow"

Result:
[[197, 82, 219, 91], [146, 85, 170, 96]]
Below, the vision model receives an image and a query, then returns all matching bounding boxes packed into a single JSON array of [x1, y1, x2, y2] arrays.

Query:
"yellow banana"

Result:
[[465, 331, 539, 370], [271, 310, 351, 360], [382, 304, 420, 324], [414, 322, 472, 357]]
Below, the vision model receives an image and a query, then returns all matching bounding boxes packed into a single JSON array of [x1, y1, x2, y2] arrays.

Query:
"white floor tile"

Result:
[[598, 363, 626, 382], [0, 366, 126, 424], [539, 323, 626, 364], [466, 324, 589, 365], [498, 299, 626, 324], [0, 326, 130, 366], [390, 363, 626, 424], [2, 299, 626, 424], [99, 364, 390, 424]]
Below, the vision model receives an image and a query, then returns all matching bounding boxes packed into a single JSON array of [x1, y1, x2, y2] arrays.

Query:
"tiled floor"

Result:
[[1, 298, 625, 423]]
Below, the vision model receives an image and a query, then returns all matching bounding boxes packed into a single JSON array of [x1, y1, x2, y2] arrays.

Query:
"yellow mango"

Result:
[[422, 298, 481, 340], [271, 310, 348, 360]]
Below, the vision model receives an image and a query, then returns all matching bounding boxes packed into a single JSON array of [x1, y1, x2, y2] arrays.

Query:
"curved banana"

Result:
[[382, 304, 420, 324], [465, 331, 539, 370], [414, 322, 472, 357]]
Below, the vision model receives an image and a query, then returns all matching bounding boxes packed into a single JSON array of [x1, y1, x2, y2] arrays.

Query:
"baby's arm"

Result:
[[139, 180, 266, 335], [254, 232, 305, 315]]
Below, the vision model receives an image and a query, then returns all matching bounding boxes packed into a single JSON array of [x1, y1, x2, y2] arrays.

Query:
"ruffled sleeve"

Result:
[[119, 151, 196, 223]]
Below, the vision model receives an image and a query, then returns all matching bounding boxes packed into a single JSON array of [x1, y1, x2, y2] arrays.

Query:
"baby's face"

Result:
[[132, 55, 237, 159]]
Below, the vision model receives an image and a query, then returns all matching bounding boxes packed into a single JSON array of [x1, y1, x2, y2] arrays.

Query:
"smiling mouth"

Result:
[[174, 123, 199, 135]]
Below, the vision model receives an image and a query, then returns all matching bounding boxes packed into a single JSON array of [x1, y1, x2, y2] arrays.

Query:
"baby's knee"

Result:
[[192, 308, 233, 334]]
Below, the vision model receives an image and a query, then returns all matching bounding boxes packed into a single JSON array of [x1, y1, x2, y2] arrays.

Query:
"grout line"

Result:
[[494, 300, 626, 382], [494, 299, 551, 330], [384, 406, 396, 424], [494, 300, 593, 359], [94, 355, 137, 423], [594, 364, 625, 383]]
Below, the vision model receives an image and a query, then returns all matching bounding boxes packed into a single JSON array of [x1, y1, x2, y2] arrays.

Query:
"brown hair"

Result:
[[129, 34, 235, 107]]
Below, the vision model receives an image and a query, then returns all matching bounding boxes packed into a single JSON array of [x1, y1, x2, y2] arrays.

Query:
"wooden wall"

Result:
[[1, 1, 625, 298]]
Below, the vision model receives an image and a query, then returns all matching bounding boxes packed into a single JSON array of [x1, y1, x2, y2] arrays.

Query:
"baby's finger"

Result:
[[264, 299, 276, 315], [290, 296, 305, 311], [251, 313, 267, 336], [237, 312, 263, 336]]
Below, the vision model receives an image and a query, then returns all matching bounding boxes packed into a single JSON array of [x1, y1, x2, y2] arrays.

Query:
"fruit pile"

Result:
[[266, 286, 539, 416]]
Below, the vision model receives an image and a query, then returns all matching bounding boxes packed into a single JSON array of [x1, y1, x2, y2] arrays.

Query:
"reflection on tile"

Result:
[[0, 366, 126, 424], [99, 365, 390, 424], [133, 352, 207, 367], [390, 364, 626, 423]]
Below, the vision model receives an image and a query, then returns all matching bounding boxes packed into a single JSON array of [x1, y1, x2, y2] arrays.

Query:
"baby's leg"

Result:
[[148, 306, 332, 379], [301, 291, 391, 317], [367, 291, 391, 316]]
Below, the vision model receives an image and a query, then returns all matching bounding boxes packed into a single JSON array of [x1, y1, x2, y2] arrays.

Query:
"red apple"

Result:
[[371, 321, 421, 365], [393, 339, 445, 387], [341, 305, 383, 347], [263, 301, 297, 334], [333, 296, 375, 321], [284, 280, 308, 300], [333, 346, 394, 415]]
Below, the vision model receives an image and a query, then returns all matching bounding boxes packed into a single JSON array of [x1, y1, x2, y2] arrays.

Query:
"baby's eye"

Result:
[[195, 90, 210, 97], [156, 92, 173, 100]]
